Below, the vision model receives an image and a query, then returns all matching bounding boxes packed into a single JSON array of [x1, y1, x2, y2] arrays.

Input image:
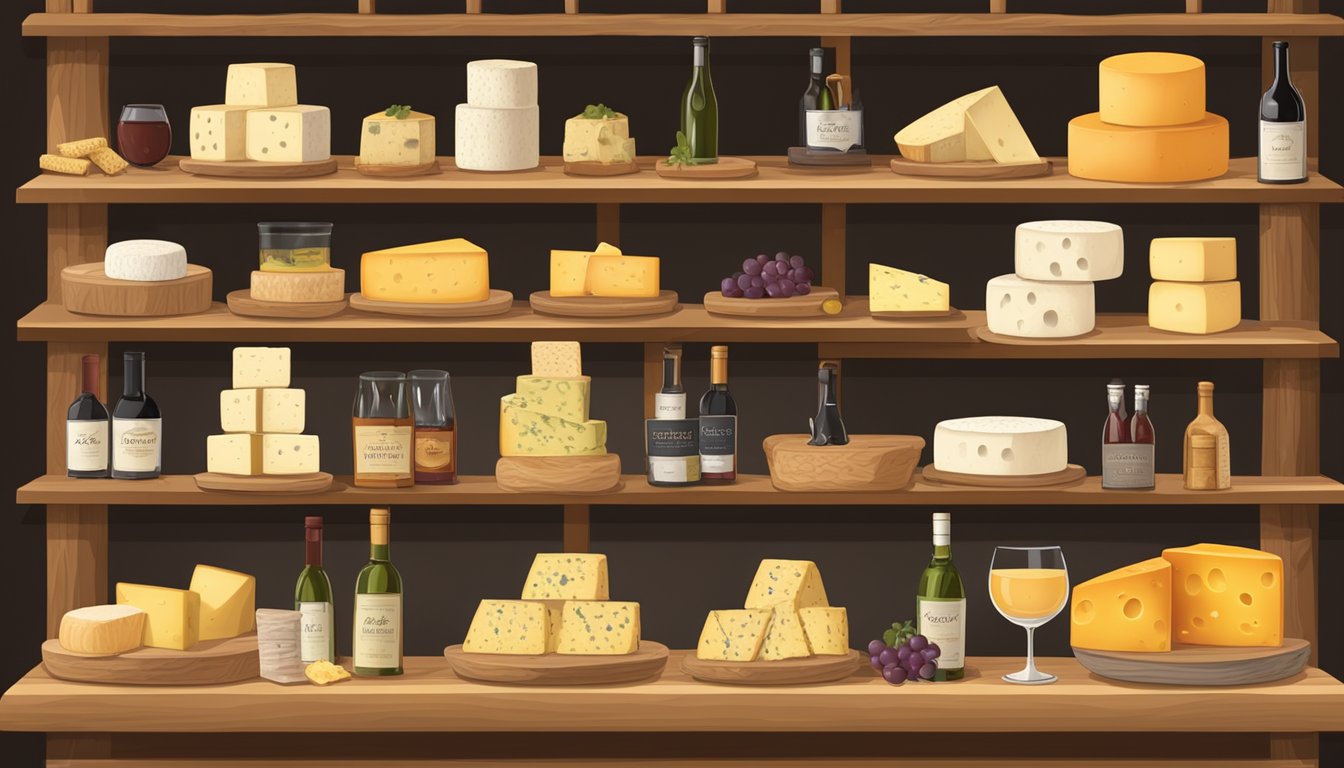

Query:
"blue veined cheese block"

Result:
[[553, 601, 640, 655], [520, 553, 609, 601], [499, 395, 606, 457], [513, 375, 591, 423], [743, 559, 830, 611], [696, 609, 771, 661], [759, 606, 811, 661], [799, 606, 850, 655], [462, 599, 548, 655]]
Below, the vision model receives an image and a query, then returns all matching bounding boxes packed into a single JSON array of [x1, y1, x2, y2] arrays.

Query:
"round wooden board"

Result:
[[890, 157, 1053, 180], [62, 263, 212, 317], [1073, 638, 1310, 686], [194, 472, 334, 494], [655, 156, 758, 179], [703, 287, 841, 318], [349, 289, 514, 318], [681, 650, 863, 686], [495, 454, 622, 494], [563, 159, 640, 177], [178, 157, 339, 178], [787, 147, 872, 167], [976, 327, 1098, 344], [42, 633, 259, 686], [354, 160, 441, 177], [227, 289, 348, 319], [920, 464, 1087, 488], [444, 642, 669, 686], [872, 307, 963, 320], [763, 434, 924, 492], [529, 290, 679, 318]]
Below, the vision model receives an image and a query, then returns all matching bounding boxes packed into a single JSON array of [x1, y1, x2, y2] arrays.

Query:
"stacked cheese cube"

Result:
[[207, 348, 320, 476], [455, 60, 539, 172], [696, 559, 850, 661], [1068, 52, 1228, 183], [360, 238, 490, 304], [1147, 238, 1241, 334], [550, 242, 660, 299], [985, 220, 1123, 339], [189, 63, 331, 164], [499, 342, 608, 457], [463, 553, 641, 655]]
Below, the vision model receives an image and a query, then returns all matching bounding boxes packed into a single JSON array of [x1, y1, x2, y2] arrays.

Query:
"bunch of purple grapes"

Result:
[[720, 251, 814, 299], [868, 633, 940, 686]]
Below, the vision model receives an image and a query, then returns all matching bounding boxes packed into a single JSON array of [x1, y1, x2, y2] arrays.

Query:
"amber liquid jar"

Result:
[[352, 372, 414, 488], [409, 370, 457, 484]]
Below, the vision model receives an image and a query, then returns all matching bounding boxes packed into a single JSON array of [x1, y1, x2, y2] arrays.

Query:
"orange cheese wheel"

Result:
[[1099, 52, 1206, 127], [1067, 112, 1228, 183]]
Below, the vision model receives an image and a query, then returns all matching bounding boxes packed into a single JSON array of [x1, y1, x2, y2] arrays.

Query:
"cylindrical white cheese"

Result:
[[104, 239, 188, 282], [933, 416, 1068, 476], [454, 104, 539, 172], [1014, 221, 1123, 282], [466, 60, 538, 109], [985, 274, 1095, 338]]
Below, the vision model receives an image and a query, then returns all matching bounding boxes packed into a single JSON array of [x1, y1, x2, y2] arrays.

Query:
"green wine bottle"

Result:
[[681, 36, 719, 164], [295, 516, 336, 664], [354, 507, 403, 676], [916, 512, 966, 681]]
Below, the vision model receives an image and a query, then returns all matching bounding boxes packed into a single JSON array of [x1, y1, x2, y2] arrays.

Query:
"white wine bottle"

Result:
[[681, 36, 719, 164], [295, 516, 335, 664], [353, 508, 403, 676], [916, 512, 965, 681]]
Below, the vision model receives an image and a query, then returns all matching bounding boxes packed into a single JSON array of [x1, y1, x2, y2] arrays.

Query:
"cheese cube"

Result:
[[554, 601, 640, 655], [189, 105, 250, 161], [521, 553, 610, 600], [462, 599, 548, 655], [514, 375, 591, 422], [233, 348, 291, 389], [868, 264, 949, 313], [245, 106, 330, 163], [550, 250, 595, 297], [1149, 238, 1237, 282], [587, 254, 660, 298], [1099, 52, 1205, 128], [359, 110, 436, 167], [262, 388, 305, 434], [1070, 557, 1172, 652], [58, 605, 146, 656], [250, 269, 345, 303], [1162, 543, 1283, 647], [1148, 281, 1241, 334], [1014, 221, 1124, 282], [697, 609, 772, 661], [115, 583, 200, 651], [530, 342, 582, 377], [189, 564, 257, 641], [760, 606, 811, 661], [225, 63, 298, 108], [986, 274, 1095, 338], [895, 85, 1038, 164], [207, 434, 263, 475], [744, 559, 829, 611], [262, 434, 320, 475], [799, 606, 850, 655], [1068, 112, 1229, 183], [220, 389, 262, 433], [499, 395, 607, 457], [933, 416, 1068, 477], [360, 239, 489, 304], [563, 113, 636, 165]]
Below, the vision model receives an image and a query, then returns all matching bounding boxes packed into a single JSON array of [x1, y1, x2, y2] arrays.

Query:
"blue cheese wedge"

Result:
[[520, 553, 609, 600], [462, 599, 548, 655], [553, 601, 640, 655], [499, 395, 607, 457], [513, 376, 591, 423], [759, 606, 812, 661], [799, 606, 850, 655], [744, 559, 830, 611], [696, 609, 772, 661]]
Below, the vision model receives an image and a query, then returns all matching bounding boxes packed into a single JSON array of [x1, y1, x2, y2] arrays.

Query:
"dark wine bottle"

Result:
[[1259, 40, 1307, 184], [111, 351, 161, 479], [698, 345, 737, 483], [681, 36, 719, 164], [798, 47, 825, 146], [66, 354, 109, 478], [808, 362, 848, 446]]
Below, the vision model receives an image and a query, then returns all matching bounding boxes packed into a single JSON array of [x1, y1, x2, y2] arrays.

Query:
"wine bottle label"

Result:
[[354, 425, 413, 475], [353, 593, 402, 669], [66, 420, 108, 472], [648, 418, 701, 483], [917, 597, 966, 668], [655, 393, 687, 420], [806, 109, 863, 153], [1259, 120, 1306, 181], [1101, 444, 1155, 489], [414, 434, 453, 471], [299, 600, 334, 663], [111, 418, 161, 472], [698, 415, 736, 473]]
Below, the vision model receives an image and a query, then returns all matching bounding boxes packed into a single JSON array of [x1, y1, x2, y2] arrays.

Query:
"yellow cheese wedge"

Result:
[[587, 254, 660, 298], [696, 609, 772, 661], [58, 605, 146, 655], [520, 553, 610, 600], [1148, 280, 1240, 334], [869, 264, 950, 312], [550, 250, 595, 297], [744, 559, 829, 611], [553, 601, 641, 655], [1162, 543, 1283, 647], [1068, 112, 1228, 183], [799, 606, 849, 655], [115, 583, 200, 651], [895, 85, 1038, 164], [360, 238, 489, 304], [250, 269, 345, 303], [499, 395, 607, 457], [463, 599, 549, 654], [1149, 238, 1236, 282], [759, 606, 811, 661], [189, 564, 257, 641], [1070, 557, 1171, 652]]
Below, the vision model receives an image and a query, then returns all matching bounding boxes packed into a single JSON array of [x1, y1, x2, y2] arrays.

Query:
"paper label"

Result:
[[698, 415, 736, 473], [112, 418, 161, 473], [353, 593, 402, 670], [414, 434, 453, 471], [917, 597, 966, 668], [1102, 443, 1155, 489], [806, 109, 863, 153], [355, 425, 412, 475], [1259, 120, 1306, 181], [299, 601, 334, 663], [67, 420, 108, 472]]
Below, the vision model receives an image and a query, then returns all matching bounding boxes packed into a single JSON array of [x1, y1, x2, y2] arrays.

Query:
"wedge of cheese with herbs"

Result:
[[744, 559, 829, 611], [58, 605, 146, 656], [1162, 543, 1283, 647], [115, 583, 200, 651], [549, 242, 622, 297], [190, 105, 250, 161], [895, 86, 1038, 165], [799, 606, 850, 655], [190, 565, 256, 641], [520, 553, 610, 600], [463, 599, 549, 655], [563, 109, 636, 165], [553, 601, 640, 655], [361, 239, 489, 304], [225, 63, 298, 108], [869, 264, 949, 313], [697, 609, 772, 661], [759, 606, 812, 661], [1071, 557, 1171, 652], [246, 105, 331, 163], [360, 109, 436, 167]]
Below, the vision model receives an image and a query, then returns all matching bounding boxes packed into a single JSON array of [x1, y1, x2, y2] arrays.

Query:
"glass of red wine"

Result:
[[117, 104, 172, 168]]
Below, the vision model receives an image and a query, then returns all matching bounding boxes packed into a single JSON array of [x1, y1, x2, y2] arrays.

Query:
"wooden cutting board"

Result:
[[62, 263, 212, 317], [764, 434, 924, 492], [444, 642, 669, 686], [495, 455, 622, 494], [1073, 638, 1310, 686], [890, 156, 1052, 179], [227, 289, 348, 319], [178, 157, 338, 178], [349, 289, 514, 318], [354, 160, 441, 177], [655, 156, 758, 179], [194, 472, 335, 494], [920, 464, 1086, 488], [703, 287, 840, 318], [681, 650, 863, 686], [42, 633, 260, 686], [529, 290, 679, 318], [563, 159, 640, 177]]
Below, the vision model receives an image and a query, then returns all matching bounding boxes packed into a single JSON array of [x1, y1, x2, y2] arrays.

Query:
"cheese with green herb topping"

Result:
[[359, 109, 436, 167], [514, 376, 591, 423], [563, 111, 636, 165]]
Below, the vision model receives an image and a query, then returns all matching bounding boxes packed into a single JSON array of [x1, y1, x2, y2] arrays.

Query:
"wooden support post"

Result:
[[596, 203, 620, 248], [643, 343, 662, 421], [820, 203, 846, 295], [989, 0, 1007, 13], [820, 0, 841, 13], [1185, 0, 1202, 12], [46, 39, 109, 153], [465, 0, 483, 13], [820, 36, 851, 79], [359, 0, 377, 13], [565, 0, 580, 12], [1264, 1, 1319, 164], [563, 505, 590, 553], [707, 0, 726, 13]]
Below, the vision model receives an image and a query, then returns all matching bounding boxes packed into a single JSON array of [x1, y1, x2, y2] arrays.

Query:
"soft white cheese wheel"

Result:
[[104, 239, 188, 282], [466, 59, 538, 108], [455, 104, 539, 172], [934, 416, 1068, 476], [985, 274, 1095, 338], [58, 604, 146, 655], [1014, 221, 1123, 282]]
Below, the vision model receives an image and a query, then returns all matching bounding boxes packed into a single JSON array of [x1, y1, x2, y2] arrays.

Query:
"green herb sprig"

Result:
[[882, 619, 918, 648], [666, 131, 693, 167], [384, 104, 413, 120], [582, 103, 618, 120]]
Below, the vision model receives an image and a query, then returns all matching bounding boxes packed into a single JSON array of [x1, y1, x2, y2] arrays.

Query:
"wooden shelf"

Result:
[[17, 157, 1344, 206]]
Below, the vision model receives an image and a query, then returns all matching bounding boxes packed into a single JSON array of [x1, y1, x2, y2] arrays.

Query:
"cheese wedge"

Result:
[[359, 110, 436, 167], [115, 583, 200, 651], [895, 86, 1038, 164], [744, 559, 829, 611], [58, 605, 146, 655], [799, 607, 849, 655], [759, 606, 811, 661], [361, 238, 489, 304], [696, 609, 772, 661], [553, 601, 640, 655], [1162, 543, 1283, 647], [1070, 557, 1172, 652], [520, 553, 610, 600], [587, 254, 660, 298], [462, 599, 549, 654], [190, 564, 257, 641], [550, 242, 621, 297], [869, 264, 949, 312]]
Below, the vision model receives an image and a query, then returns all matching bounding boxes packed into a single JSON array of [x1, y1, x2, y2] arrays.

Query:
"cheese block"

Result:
[[466, 59, 538, 109], [88, 147, 129, 176], [1070, 557, 1172, 652], [1014, 221, 1124, 282], [1162, 543, 1283, 647], [57, 136, 107, 157], [360, 239, 489, 304], [359, 109, 436, 166], [207, 433, 263, 475], [104, 240, 188, 282], [233, 347, 291, 389], [563, 113, 636, 165], [1149, 237, 1237, 282], [531, 341, 582, 377], [246, 105, 331, 163], [261, 388, 305, 434], [220, 389, 263, 433], [520, 553, 610, 600], [1148, 281, 1240, 334], [1067, 112, 1229, 183], [799, 606, 850, 655], [190, 105, 250, 161], [514, 375, 591, 422], [1099, 52, 1205, 128], [39, 154, 90, 175], [759, 606, 811, 661], [58, 605, 146, 655], [744, 559, 829, 611], [895, 86, 1037, 164], [549, 242, 620, 297], [250, 269, 346, 303], [115, 583, 200, 651], [553, 601, 641, 655], [454, 104, 539, 172], [697, 609, 772, 661], [225, 63, 298, 108], [463, 599, 549, 654], [189, 564, 257, 641], [933, 416, 1068, 476], [985, 274, 1095, 338], [868, 264, 949, 312], [587, 254, 660, 298], [262, 434, 320, 475]]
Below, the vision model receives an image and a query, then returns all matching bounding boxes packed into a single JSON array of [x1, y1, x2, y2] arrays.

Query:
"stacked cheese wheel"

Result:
[[986, 220, 1123, 339], [1147, 237, 1241, 334], [206, 347, 321, 477], [1068, 52, 1228, 183], [696, 559, 850, 662], [189, 63, 331, 164], [933, 416, 1069, 477], [456, 60, 540, 172], [104, 239, 189, 282]]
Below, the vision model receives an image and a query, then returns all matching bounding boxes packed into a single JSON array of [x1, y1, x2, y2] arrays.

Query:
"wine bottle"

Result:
[[1129, 384, 1156, 490], [66, 354, 109, 478], [807, 362, 848, 446], [1100, 380, 1132, 489], [1183, 381, 1231, 490], [354, 507, 403, 676], [295, 515, 335, 664], [681, 36, 719, 164], [916, 512, 965, 681], [798, 47, 825, 146], [111, 351, 161, 480], [655, 345, 687, 420], [1259, 40, 1307, 185], [698, 345, 737, 483]]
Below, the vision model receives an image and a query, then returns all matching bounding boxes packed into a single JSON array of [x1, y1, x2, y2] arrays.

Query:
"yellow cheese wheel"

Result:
[[1099, 52, 1205, 127], [1067, 112, 1228, 183]]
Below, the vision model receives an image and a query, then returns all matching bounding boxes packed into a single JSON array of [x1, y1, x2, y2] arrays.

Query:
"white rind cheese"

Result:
[[250, 269, 345, 303], [245, 106, 331, 163], [985, 274, 1095, 338], [225, 63, 298, 108], [189, 105, 250, 161], [104, 240, 188, 282], [454, 104, 539, 172], [466, 60, 538, 109], [1014, 221, 1124, 282], [58, 605, 146, 656], [934, 416, 1068, 476]]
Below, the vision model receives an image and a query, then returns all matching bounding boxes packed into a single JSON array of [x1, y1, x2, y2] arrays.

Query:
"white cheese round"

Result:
[[985, 274, 1095, 338], [1015, 220, 1123, 282], [934, 416, 1068, 476], [466, 59, 538, 109], [454, 104, 539, 172], [104, 239, 188, 282]]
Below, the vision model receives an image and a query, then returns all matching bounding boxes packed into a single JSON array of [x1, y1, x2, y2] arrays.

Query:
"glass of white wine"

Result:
[[989, 546, 1068, 685]]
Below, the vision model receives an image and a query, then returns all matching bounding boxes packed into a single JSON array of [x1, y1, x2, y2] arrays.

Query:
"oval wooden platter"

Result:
[[655, 156, 758, 179], [194, 472, 335, 494], [227, 289, 348, 319], [62, 263, 212, 317], [1073, 638, 1310, 686], [764, 434, 924, 492], [563, 159, 640, 177], [354, 160, 441, 177], [681, 650, 863, 686], [703, 287, 840, 318], [349, 289, 514, 318], [444, 642, 669, 686], [42, 633, 260, 686], [178, 157, 338, 178], [920, 464, 1087, 488], [529, 290, 679, 318], [495, 454, 622, 494], [890, 156, 1052, 179]]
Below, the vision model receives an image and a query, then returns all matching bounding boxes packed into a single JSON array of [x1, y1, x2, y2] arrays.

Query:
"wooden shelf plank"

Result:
[[16, 473, 1344, 506], [3, 653, 1342, 733], [16, 157, 1344, 206]]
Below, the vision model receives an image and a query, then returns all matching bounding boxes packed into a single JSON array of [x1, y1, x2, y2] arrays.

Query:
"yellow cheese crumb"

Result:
[[57, 136, 108, 158], [305, 659, 351, 685], [40, 154, 91, 176], [88, 147, 129, 176]]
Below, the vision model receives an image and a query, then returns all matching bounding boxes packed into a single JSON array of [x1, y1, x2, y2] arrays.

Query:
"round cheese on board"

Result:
[[933, 416, 1068, 477], [985, 274, 1095, 338], [1099, 52, 1205, 128], [58, 604, 146, 655], [455, 104, 539, 172], [104, 239, 188, 282], [251, 269, 345, 303], [466, 59, 538, 109], [1014, 221, 1123, 282], [1067, 112, 1228, 183]]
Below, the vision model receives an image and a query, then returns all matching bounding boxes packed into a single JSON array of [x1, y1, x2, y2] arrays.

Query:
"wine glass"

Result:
[[116, 104, 172, 167], [988, 545, 1068, 685]]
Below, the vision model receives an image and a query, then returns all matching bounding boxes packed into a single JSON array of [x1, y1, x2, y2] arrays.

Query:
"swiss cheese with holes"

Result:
[[933, 416, 1068, 476], [1014, 221, 1123, 282], [985, 274, 1095, 339]]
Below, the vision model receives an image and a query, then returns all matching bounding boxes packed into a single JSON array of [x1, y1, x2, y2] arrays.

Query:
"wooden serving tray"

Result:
[[1073, 638, 1310, 686], [703, 287, 841, 318], [195, 472, 335, 494], [681, 650, 862, 686], [977, 327, 1098, 344], [764, 434, 924, 492], [563, 159, 640, 177], [655, 156, 758, 179], [890, 156, 1052, 179], [871, 306, 963, 321], [354, 160, 441, 177], [495, 455, 622, 494], [444, 642, 669, 686], [349, 289, 514, 318], [529, 290, 679, 318], [178, 157, 338, 178], [62, 263, 212, 317], [42, 633, 259, 686], [227, 289, 348, 319], [921, 464, 1087, 488], [787, 147, 871, 167]]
